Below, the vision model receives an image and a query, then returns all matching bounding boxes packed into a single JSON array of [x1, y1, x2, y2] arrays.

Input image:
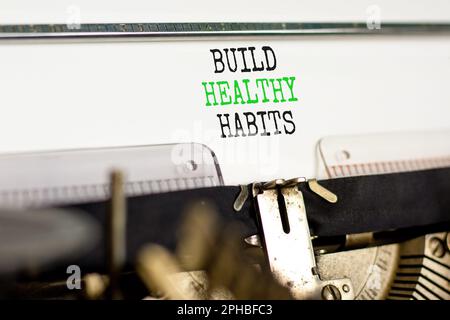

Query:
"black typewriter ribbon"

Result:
[[64, 167, 450, 271]]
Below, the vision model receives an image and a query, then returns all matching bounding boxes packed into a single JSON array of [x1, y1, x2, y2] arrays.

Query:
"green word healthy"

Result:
[[202, 76, 298, 107]]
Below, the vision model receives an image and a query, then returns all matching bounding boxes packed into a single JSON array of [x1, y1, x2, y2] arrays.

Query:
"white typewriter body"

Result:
[[0, 0, 450, 186]]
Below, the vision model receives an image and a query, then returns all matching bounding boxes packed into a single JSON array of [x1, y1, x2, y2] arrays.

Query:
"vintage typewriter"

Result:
[[0, 1, 449, 300]]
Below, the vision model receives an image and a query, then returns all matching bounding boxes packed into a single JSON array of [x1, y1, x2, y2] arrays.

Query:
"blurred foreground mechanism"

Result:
[[137, 204, 292, 300], [0, 145, 448, 300], [4, 168, 450, 300]]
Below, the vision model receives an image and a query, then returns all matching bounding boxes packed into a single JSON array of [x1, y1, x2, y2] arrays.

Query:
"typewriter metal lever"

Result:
[[254, 179, 355, 300]]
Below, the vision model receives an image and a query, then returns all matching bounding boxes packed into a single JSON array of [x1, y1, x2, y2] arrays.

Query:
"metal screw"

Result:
[[336, 150, 351, 162], [186, 160, 198, 172], [429, 237, 445, 258], [321, 284, 342, 300]]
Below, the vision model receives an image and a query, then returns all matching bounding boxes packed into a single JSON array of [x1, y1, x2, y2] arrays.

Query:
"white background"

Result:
[[0, 1, 449, 184]]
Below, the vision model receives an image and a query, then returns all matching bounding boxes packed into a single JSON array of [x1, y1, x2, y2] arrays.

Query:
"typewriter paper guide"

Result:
[[1, 36, 450, 185]]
